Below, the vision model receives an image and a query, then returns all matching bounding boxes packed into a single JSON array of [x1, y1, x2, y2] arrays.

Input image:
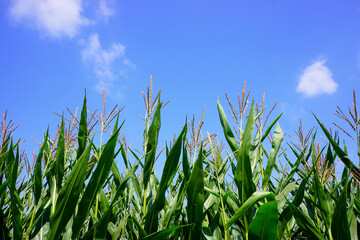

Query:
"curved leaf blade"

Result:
[[142, 99, 162, 190], [331, 181, 351, 240], [145, 124, 186, 234], [225, 191, 275, 229], [287, 201, 325, 240], [249, 201, 278, 240], [72, 128, 120, 238], [48, 144, 91, 240], [262, 123, 283, 188]]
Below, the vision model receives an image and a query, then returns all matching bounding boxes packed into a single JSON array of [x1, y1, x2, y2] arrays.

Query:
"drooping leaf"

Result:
[[225, 191, 275, 229], [217, 99, 240, 153], [275, 181, 297, 210], [287, 201, 325, 240]]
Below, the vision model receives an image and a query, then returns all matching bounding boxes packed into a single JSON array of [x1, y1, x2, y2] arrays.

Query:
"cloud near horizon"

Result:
[[296, 60, 338, 97], [9, 0, 90, 38], [82, 34, 135, 97]]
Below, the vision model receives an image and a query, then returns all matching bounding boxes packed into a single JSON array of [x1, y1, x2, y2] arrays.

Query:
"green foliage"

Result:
[[0, 86, 359, 240]]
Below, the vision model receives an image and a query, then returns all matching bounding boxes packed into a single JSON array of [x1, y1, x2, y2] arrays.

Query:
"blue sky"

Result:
[[1, 1, 360, 172]]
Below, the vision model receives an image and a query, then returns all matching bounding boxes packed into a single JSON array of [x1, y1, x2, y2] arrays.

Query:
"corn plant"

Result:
[[0, 81, 360, 239]]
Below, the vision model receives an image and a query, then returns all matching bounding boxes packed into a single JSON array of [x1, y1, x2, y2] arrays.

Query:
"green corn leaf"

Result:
[[218, 99, 256, 231], [235, 100, 256, 230], [225, 191, 275, 229], [162, 179, 187, 229], [341, 166, 349, 188], [314, 114, 360, 181], [204, 186, 220, 198], [313, 157, 332, 231], [331, 180, 351, 240], [93, 210, 111, 240], [174, 180, 189, 226], [34, 129, 49, 205], [275, 182, 297, 210], [282, 146, 308, 189], [325, 145, 334, 170], [249, 130, 262, 175], [130, 167, 142, 205], [9, 146, 22, 240], [98, 189, 109, 215], [48, 143, 91, 240], [0, 135, 11, 154], [142, 99, 162, 190], [77, 93, 88, 159], [287, 200, 325, 240], [145, 123, 186, 234], [32, 218, 51, 240], [260, 113, 283, 143], [133, 216, 147, 239], [111, 159, 122, 188], [183, 141, 190, 181], [349, 211, 358, 240], [217, 99, 240, 153], [72, 127, 120, 238], [0, 179, 9, 197], [248, 201, 278, 240], [119, 140, 128, 169], [143, 224, 192, 240], [93, 169, 132, 240], [55, 117, 65, 190], [278, 173, 311, 238], [187, 147, 205, 240], [262, 122, 283, 189]]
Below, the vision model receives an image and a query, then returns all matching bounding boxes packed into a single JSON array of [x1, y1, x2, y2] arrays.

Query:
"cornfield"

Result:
[[1, 80, 360, 240]]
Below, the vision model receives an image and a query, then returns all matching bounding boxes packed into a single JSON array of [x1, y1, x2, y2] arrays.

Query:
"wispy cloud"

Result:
[[9, 0, 90, 38], [82, 33, 134, 97], [123, 59, 136, 70], [97, 0, 115, 23], [9, 1, 132, 98], [296, 60, 338, 97]]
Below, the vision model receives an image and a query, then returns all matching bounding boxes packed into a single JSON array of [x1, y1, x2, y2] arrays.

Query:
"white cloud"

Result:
[[296, 60, 338, 97], [123, 59, 136, 70], [9, 0, 89, 38], [97, 0, 115, 23], [82, 34, 134, 97]]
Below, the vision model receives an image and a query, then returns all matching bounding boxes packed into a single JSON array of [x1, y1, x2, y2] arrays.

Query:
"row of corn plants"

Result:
[[1, 82, 360, 239]]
